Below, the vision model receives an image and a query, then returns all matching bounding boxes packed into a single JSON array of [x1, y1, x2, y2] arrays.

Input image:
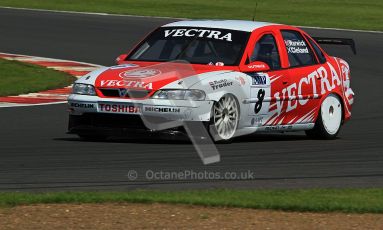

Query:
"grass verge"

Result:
[[0, 0, 382, 31], [0, 58, 75, 96], [1, 189, 383, 213]]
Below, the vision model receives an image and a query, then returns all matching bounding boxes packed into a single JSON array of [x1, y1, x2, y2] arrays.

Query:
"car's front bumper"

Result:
[[67, 94, 213, 135]]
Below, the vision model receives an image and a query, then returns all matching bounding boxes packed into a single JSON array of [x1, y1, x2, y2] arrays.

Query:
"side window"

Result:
[[281, 30, 317, 67], [250, 34, 281, 70], [305, 35, 327, 64]]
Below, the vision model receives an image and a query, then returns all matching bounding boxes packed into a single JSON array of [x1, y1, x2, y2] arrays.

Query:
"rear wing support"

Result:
[[313, 37, 356, 54]]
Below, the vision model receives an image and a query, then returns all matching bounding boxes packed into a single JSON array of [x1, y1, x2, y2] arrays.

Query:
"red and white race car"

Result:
[[68, 20, 355, 142]]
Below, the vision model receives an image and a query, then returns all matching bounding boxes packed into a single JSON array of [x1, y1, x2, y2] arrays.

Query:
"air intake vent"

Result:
[[99, 88, 151, 98]]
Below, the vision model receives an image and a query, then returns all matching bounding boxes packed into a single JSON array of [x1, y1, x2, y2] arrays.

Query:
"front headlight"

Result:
[[152, 89, 206, 101], [72, 83, 96, 96]]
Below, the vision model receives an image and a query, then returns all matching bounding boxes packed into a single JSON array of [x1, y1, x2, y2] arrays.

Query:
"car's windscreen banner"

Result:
[[157, 27, 249, 43]]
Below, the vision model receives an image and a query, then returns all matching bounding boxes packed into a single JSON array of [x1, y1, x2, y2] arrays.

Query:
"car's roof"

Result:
[[162, 20, 278, 32]]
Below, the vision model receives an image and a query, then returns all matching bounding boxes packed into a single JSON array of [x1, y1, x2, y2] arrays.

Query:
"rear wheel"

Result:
[[305, 94, 342, 139], [209, 94, 239, 142]]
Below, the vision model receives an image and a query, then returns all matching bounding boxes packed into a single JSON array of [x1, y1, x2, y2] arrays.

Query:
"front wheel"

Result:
[[209, 94, 240, 142], [305, 94, 343, 139]]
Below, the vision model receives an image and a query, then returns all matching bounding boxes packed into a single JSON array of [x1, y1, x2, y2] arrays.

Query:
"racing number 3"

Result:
[[254, 89, 265, 114]]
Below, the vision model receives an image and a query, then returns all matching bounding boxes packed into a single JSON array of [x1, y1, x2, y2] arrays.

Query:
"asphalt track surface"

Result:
[[0, 8, 383, 191]]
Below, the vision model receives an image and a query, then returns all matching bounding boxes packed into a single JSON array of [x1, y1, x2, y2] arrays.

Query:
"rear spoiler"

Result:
[[312, 37, 356, 54]]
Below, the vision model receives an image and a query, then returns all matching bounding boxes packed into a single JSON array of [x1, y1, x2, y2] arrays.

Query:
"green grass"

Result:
[[0, 0, 382, 31], [0, 59, 75, 96], [1, 189, 383, 213]]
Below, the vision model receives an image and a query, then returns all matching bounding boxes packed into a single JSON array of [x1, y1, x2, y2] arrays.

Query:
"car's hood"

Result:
[[94, 62, 237, 92]]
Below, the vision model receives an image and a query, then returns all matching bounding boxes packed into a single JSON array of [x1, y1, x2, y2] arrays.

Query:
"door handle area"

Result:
[[282, 81, 289, 85]]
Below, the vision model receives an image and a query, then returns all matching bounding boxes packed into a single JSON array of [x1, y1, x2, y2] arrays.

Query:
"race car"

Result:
[[67, 20, 355, 142]]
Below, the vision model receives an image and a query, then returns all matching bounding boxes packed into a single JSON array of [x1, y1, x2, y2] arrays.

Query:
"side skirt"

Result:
[[256, 123, 315, 132], [234, 123, 315, 137]]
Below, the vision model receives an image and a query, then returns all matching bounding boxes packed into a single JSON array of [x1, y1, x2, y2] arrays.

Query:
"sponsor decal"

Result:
[[235, 76, 246, 86], [252, 75, 267, 85], [251, 116, 263, 126], [264, 125, 293, 131], [100, 80, 153, 90], [119, 69, 161, 79], [110, 64, 139, 69], [269, 62, 341, 116], [99, 103, 141, 113], [248, 63, 267, 69], [209, 79, 233, 90], [145, 106, 181, 113], [164, 28, 232, 41], [284, 39, 309, 54], [70, 103, 94, 109]]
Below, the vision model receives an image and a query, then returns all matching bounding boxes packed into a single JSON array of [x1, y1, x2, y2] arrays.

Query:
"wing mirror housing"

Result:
[[240, 61, 270, 72], [115, 54, 128, 65]]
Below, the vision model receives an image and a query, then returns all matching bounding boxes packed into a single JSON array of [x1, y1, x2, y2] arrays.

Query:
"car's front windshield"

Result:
[[128, 27, 250, 66]]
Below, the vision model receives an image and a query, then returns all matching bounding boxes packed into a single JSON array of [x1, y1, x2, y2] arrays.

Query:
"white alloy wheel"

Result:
[[212, 94, 239, 141], [321, 94, 342, 135], [306, 93, 343, 139]]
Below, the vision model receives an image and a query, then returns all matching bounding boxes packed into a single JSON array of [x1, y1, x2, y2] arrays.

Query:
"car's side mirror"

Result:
[[115, 54, 128, 65], [240, 61, 270, 73]]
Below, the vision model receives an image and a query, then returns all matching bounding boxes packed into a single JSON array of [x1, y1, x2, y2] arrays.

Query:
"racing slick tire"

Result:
[[208, 94, 240, 143], [305, 94, 343, 139]]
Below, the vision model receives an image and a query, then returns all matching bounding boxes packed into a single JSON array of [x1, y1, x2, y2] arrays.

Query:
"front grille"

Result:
[[100, 89, 119, 97], [99, 88, 151, 98]]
